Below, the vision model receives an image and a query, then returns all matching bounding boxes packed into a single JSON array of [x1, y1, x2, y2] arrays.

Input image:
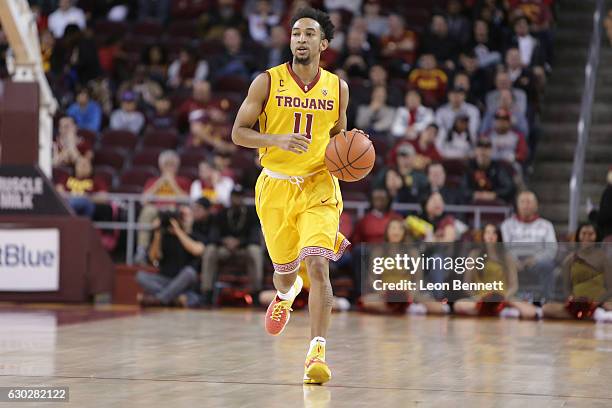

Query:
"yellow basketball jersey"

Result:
[[258, 62, 341, 176]]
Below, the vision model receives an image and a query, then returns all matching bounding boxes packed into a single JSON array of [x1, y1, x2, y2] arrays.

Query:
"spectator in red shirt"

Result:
[[352, 188, 403, 245], [135, 150, 191, 264], [56, 156, 107, 218], [176, 81, 227, 131], [52, 116, 93, 168], [408, 54, 448, 108], [380, 14, 418, 69]]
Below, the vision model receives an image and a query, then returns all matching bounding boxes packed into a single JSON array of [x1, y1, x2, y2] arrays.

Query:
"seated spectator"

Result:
[[209, 27, 256, 82], [199, 0, 247, 41], [390, 90, 435, 141], [481, 89, 529, 136], [190, 160, 235, 208], [454, 223, 538, 319], [55, 156, 108, 218], [509, 0, 554, 66], [355, 86, 396, 136], [446, 0, 471, 47], [501, 190, 558, 303], [542, 221, 612, 321], [505, 47, 540, 103], [167, 47, 209, 89], [458, 50, 492, 107], [351, 188, 403, 244], [264, 26, 292, 69], [408, 53, 448, 108], [470, 19, 502, 68], [417, 192, 457, 243], [390, 123, 442, 169], [419, 162, 462, 205], [435, 86, 481, 137], [136, 205, 206, 308], [363, 0, 387, 38], [147, 96, 176, 130], [462, 138, 516, 204], [247, 0, 281, 46], [52, 116, 93, 167], [387, 144, 428, 202], [326, 10, 346, 52], [483, 109, 529, 166], [50, 24, 100, 87], [507, 16, 546, 69], [597, 167, 612, 240], [66, 87, 102, 132], [339, 28, 375, 78], [135, 151, 191, 264], [212, 150, 236, 180], [109, 91, 145, 134], [188, 109, 236, 154], [202, 186, 263, 304], [48, 0, 86, 38], [380, 14, 418, 70], [485, 70, 528, 115], [141, 45, 168, 84], [177, 81, 227, 131], [420, 14, 459, 70], [119, 65, 164, 112], [436, 115, 475, 160]]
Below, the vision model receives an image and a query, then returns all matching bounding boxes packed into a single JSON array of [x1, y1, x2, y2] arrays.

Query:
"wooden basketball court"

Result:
[[1, 306, 612, 407]]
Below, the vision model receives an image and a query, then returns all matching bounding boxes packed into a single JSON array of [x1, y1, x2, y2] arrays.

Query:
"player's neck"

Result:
[[290, 58, 320, 85]]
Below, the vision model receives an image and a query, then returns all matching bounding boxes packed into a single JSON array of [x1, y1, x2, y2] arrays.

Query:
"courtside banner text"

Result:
[[0, 229, 59, 291]]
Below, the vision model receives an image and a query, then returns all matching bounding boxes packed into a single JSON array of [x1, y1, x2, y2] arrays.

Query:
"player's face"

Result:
[[291, 18, 328, 65]]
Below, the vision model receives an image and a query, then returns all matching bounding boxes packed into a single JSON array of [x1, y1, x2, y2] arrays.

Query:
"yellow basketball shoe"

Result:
[[303, 337, 331, 385]]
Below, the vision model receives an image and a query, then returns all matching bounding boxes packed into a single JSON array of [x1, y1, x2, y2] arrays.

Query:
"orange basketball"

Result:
[[325, 130, 375, 182]]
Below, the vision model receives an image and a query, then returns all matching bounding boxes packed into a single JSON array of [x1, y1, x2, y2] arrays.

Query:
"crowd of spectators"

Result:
[[18, 0, 612, 315]]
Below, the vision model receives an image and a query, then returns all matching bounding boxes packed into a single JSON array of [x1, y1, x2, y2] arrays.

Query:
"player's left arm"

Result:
[[329, 79, 349, 137]]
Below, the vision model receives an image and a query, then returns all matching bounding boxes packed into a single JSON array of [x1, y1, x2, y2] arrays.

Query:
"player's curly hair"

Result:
[[290, 7, 335, 42]]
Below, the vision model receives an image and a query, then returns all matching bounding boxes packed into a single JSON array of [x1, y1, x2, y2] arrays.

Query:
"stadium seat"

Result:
[[77, 128, 98, 146], [178, 166, 199, 183], [122, 35, 156, 54], [131, 148, 163, 168], [101, 129, 139, 150], [180, 148, 209, 167], [141, 129, 179, 149], [213, 75, 249, 94], [93, 147, 128, 171], [119, 166, 158, 192], [94, 20, 128, 36], [131, 19, 163, 37], [167, 20, 200, 39], [94, 165, 117, 188]]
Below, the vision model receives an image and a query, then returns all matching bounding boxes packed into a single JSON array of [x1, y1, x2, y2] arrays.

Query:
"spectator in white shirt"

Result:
[[247, 0, 281, 46], [486, 70, 528, 115], [190, 160, 235, 208], [391, 90, 435, 140], [109, 91, 145, 134], [435, 86, 480, 137], [48, 0, 86, 38], [501, 190, 558, 302], [436, 114, 475, 160]]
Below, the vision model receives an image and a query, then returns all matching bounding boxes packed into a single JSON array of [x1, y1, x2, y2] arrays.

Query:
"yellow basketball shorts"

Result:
[[255, 169, 351, 274]]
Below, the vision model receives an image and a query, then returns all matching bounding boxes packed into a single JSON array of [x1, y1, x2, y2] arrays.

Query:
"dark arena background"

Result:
[[1, 0, 612, 406]]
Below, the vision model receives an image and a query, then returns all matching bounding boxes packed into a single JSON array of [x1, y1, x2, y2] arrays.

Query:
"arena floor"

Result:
[[1, 306, 612, 407]]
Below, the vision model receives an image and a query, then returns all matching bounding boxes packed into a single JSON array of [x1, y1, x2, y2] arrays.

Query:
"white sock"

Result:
[[499, 307, 520, 318], [277, 286, 295, 300], [407, 303, 427, 315], [308, 336, 326, 354]]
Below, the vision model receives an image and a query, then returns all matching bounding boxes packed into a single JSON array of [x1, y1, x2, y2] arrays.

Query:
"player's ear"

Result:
[[320, 38, 329, 52]]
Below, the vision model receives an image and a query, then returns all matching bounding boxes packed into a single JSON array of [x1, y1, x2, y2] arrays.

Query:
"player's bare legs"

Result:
[[273, 270, 298, 294], [304, 255, 333, 384], [305, 256, 333, 338]]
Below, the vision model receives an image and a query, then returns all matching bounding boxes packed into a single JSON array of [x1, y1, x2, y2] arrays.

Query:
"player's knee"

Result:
[[306, 257, 329, 283]]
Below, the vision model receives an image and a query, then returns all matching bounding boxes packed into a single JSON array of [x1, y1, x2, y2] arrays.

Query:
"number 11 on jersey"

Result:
[[293, 112, 314, 140]]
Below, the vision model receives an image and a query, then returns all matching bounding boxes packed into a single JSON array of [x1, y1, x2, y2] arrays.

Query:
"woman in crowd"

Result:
[[454, 223, 538, 318]]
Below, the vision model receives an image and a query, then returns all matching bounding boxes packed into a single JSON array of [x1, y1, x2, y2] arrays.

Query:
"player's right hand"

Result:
[[275, 133, 310, 154]]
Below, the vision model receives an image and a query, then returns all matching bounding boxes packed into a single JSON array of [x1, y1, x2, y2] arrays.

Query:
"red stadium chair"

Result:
[[213, 75, 249, 94], [131, 19, 163, 37], [77, 128, 98, 146], [119, 166, 158, 192], [180, 148, 209, 167], [167, 20, 199, 39], [142, 129, 179, 149], [93, 147, 128, 171], [101, 129, 139, 150], [94, 20, 129, 36], [178, 166, 199, 183], [93, 165, 117, 188], [131, 148, 163, 167]]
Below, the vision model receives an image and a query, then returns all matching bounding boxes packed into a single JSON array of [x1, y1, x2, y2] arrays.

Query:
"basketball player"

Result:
[[231, 7, 356, 384]]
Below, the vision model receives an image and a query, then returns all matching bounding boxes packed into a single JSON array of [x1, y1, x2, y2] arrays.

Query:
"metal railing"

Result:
[[568, 0, 604, 233], [78, 193, 511, 265]]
